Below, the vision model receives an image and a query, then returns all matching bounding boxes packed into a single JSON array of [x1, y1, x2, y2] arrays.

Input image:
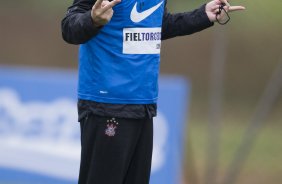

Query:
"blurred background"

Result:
[[0, 0, 281, 184]]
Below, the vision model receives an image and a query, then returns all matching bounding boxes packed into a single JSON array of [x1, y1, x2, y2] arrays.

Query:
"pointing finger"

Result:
[[101, 0, 121, 13], [229, 6, 246, 12]]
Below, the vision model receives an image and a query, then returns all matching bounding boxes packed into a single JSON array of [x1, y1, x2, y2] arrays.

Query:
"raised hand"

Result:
[[91, 0, 121, 27], [205, 0, 245, 23]]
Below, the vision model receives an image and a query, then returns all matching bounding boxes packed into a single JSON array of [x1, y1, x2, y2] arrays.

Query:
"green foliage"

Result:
[[3, 0, 281, 26], [4, 0, 280, 29]]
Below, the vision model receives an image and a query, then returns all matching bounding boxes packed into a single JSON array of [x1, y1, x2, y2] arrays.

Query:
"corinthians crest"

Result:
[[105, 118, 118, 137]]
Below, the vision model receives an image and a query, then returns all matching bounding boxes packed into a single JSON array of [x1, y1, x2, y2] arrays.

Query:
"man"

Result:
[[61, 0, 244, 183]]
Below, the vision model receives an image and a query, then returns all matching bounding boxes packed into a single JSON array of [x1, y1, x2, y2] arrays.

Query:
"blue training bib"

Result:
[[78, 0, 165, 104]]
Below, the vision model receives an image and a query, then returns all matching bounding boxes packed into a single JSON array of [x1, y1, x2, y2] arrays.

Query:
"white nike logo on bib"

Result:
[[130, 1, 164, 23]]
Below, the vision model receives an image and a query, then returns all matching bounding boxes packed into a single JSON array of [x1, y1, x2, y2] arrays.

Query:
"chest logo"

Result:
[[130, 1, 164, 23]]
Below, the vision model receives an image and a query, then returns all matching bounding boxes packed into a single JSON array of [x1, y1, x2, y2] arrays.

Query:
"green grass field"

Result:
[[184, 119, 282, 183]]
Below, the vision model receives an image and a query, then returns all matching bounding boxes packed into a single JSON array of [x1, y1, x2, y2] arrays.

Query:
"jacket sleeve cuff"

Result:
[[197, 4, 214, 29], [81, 11, 102, 35]]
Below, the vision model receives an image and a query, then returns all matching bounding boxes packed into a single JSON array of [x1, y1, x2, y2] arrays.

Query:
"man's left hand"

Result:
[[206, 0, 245, 23]]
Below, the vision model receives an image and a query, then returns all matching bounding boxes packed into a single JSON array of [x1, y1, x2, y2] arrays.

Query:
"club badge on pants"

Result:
[[105, 118, 118, 137]]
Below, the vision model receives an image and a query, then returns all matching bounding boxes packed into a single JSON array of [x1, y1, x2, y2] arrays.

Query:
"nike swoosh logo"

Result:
[[130, 1, 164, 23]]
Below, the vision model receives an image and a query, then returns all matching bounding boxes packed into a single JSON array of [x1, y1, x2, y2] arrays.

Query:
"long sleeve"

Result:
[[61, 0, 101, 45], [161, 3, 214, 40]]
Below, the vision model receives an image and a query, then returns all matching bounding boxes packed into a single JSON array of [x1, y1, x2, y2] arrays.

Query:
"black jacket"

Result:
[[62, 0, 213, 44], [61, 0, 213, 120]]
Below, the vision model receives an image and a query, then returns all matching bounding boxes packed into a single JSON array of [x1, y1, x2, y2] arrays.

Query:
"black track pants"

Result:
[[78, 114, 153, 184]]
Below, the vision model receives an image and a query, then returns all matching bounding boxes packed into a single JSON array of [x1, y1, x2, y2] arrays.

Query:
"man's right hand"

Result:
[[91, 0, 121, 27]]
